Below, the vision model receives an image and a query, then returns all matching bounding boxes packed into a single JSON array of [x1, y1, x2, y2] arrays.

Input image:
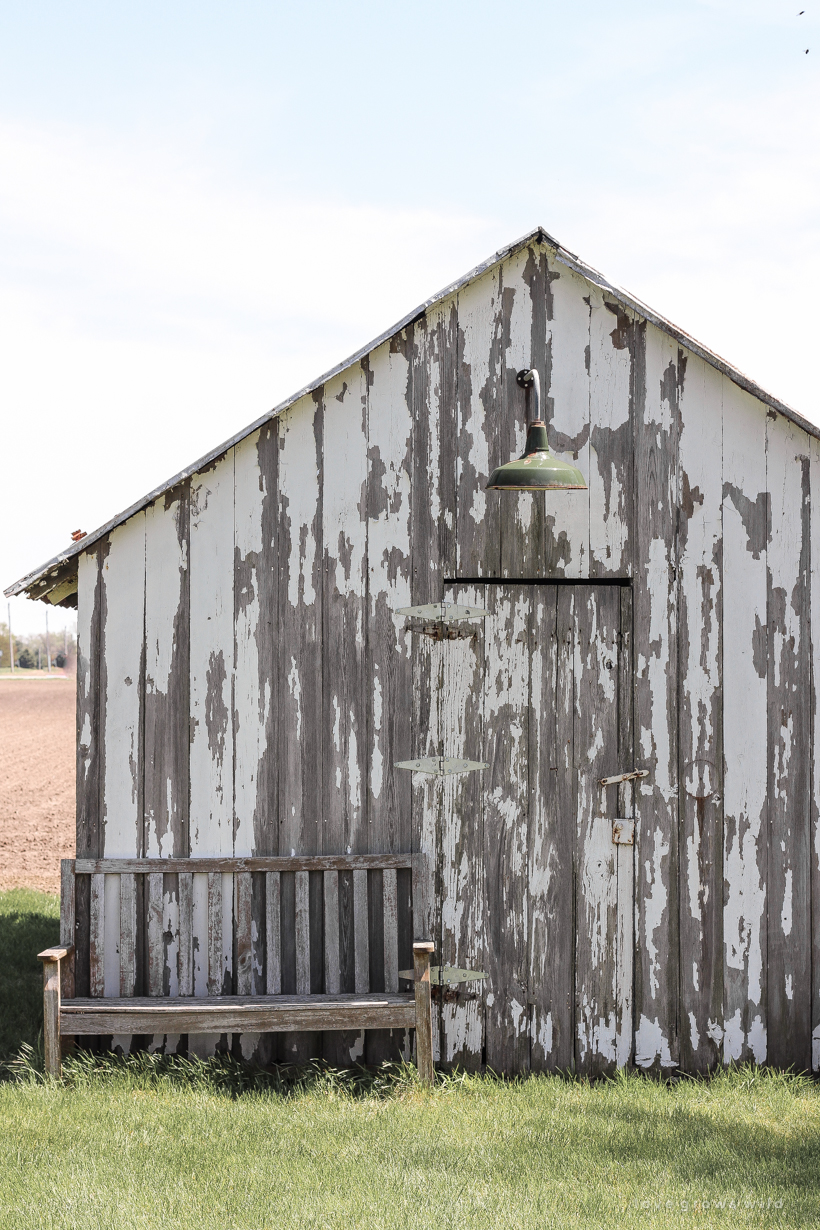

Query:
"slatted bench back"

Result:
[[63, 855, 423, 1001]]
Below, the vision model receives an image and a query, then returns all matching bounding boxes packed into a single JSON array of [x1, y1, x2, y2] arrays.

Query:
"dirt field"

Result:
[[0, 677, 75, 894]]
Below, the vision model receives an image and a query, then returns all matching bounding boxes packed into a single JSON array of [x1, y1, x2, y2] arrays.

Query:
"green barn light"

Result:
[[485, 369, 587, 492]]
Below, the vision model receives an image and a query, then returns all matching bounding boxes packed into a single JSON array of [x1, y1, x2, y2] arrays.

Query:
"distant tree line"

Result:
[[0, 622, 77, 672]]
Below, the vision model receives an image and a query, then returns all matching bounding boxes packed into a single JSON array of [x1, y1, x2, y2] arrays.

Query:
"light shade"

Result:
[[486, 420, 587, 491]]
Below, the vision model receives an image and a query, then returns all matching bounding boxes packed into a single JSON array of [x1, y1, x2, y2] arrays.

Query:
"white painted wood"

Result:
[[722, 380, 768, 1065], [189, 453, 235, 1050], [545, 256, 591, 577], [501, 242, 539, 575], [234, 428, 265, 860], [455, 266, 500, 575], [812, 433, 820, 1073], [678, 355, 723, 1067], [589, 286, 633, 575], [439, 585, 485, 1066]]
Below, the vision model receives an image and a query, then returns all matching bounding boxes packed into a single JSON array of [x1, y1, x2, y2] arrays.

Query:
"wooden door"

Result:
[[412, 582, 634, 1077]]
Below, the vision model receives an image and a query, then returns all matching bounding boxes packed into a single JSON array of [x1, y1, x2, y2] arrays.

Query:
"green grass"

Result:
[[0, 888, 59, 1057], [1, 889, 818, 1228]]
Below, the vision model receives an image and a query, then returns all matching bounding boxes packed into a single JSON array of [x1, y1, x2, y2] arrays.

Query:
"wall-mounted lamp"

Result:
[[485, 369, 587, 492]]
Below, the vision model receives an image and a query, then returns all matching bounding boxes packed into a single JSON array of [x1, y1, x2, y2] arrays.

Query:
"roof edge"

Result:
[[6, 225, 817, 600]]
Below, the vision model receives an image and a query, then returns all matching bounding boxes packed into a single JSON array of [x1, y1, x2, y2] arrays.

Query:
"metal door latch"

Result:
[[398, 966, 487, 985], [599, 768, 649, 787], [612, 819, 635, 845]]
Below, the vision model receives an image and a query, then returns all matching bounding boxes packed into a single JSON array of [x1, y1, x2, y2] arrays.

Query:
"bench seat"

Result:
[[61, 993, 417, 1035]]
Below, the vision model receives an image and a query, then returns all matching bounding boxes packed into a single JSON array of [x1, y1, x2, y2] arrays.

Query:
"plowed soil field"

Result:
[[0, 677, 75, 893]]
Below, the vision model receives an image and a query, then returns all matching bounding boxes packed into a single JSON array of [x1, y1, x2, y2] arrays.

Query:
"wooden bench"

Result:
[[38, 854, 434, 1081]]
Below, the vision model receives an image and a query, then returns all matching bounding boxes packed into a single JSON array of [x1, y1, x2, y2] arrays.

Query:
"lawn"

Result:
[[1, 889, 818, 1229]]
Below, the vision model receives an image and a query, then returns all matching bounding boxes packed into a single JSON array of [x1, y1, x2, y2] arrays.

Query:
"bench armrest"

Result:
[[38, 946, 74, 962]]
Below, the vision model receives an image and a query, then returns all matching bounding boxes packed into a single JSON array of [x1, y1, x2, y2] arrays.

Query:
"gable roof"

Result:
[[7, 225, 818, 605]]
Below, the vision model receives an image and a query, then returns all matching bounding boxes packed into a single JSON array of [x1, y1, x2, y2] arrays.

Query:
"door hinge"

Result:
[[398, 966, 487, 985]]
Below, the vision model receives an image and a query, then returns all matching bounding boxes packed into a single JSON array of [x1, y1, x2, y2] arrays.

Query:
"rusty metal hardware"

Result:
[[396, 601, 489, 623], [612, 819, 635, 845], [398, 966, 486, 985], [404, 620, 477, 642], [599, 768, 649, 787]]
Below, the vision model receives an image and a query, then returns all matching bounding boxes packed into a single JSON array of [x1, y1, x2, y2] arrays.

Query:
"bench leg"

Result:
[[413, 942, 435, 1084], [42, 958, 62, 1077]]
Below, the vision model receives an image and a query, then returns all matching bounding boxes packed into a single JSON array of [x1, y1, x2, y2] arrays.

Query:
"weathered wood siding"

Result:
[[74, 234, 820, 1074]]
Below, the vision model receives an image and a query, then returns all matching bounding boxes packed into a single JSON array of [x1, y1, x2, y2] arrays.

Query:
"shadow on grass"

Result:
[[0, 889, 59, 1059]]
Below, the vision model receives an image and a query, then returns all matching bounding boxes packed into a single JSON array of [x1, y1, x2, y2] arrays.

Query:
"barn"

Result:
[[9, 227, 820, 1077]]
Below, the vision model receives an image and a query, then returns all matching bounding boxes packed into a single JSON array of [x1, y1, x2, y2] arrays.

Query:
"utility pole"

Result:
[[45, 609, 51, 674], [7, 603, 13, 675]]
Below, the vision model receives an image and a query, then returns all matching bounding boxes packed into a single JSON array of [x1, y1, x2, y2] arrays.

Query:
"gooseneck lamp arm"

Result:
[[516, 369, 541, 426]]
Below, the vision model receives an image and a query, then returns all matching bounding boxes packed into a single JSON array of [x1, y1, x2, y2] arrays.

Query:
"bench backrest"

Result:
[[61, 855, 427, 1000]]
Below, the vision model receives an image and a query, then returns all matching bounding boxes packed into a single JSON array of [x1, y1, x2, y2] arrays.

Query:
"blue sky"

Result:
[[2, 0, 818, 633]]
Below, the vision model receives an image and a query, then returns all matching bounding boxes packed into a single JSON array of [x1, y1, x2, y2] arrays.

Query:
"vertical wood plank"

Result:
[[499, 241, 545, 579], [767, 410, 812, 1071], [589, 289, 635, 578], [438, 583, 485, 1070], [483, 584, 530, 1075], [722, 382, 768, 1065], [235, 871, 253, 996], [456, 266, 502, 577], [573, 586, 620, 1077], [542, 251, 591, 577], [383, 868, 399, 994], [178, 871, 193, 997], [89, 872, 105, 998], [60, 860, 76, 1000], [75, 548, 103, 998], [265, 871, 281, 995], [119, 873, 136, 998], [615, 585, 635, 1068], [190, 454, 235, 1041], [147, 872, 164, 996], [278, 392, 322, 1060], [207, 871, 223, 997], [295, 870, 311, 996], [677, 357, 723, 1073], [811, 434, 820, 1071], [633, 324, 680, 1072], [100, 516, 146, 1019], [528, 586, 566, 1072], [353, 869, 369, 994], [324, 871, 340, 995]]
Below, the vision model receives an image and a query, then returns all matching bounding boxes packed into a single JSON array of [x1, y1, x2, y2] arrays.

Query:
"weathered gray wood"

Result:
[[143, 483, 189, 864], [499, 241, 546, 578], [383, 868, 399, 994], [323, 871, 340, 995], [41, 958, 62, 1076], [235, 871, 253, 996], [89, 872, 105, 998], [75, 855, 414, 874], [353, 869, 369, 995], [119, 872, 137, 997], [615, 585, 635, 1068], [178, 871, 193, 997], [573, 586, 620, 1077], [589, 289, 635, 578], [632, 325, 680, 1071], [62, 995, 417, 1036], [413, 943, 435, 1084], [483, 584, 530, 1075], [75, 548, 104, 999], [528, 586, 566, 1072], [60, 860, 76, 1000], [265, 872, 281, 995], [438, 583, 485, 1071], [456, 266, 502, 577], [207, 872, 223, 996], [295, 870, 311, 996], [722, 380, 768, 1065], [677, 356, 723, 1073], [147, 872, 164, 997], [767, 411, 812, 1070], [811, 433, 820, 1073]]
